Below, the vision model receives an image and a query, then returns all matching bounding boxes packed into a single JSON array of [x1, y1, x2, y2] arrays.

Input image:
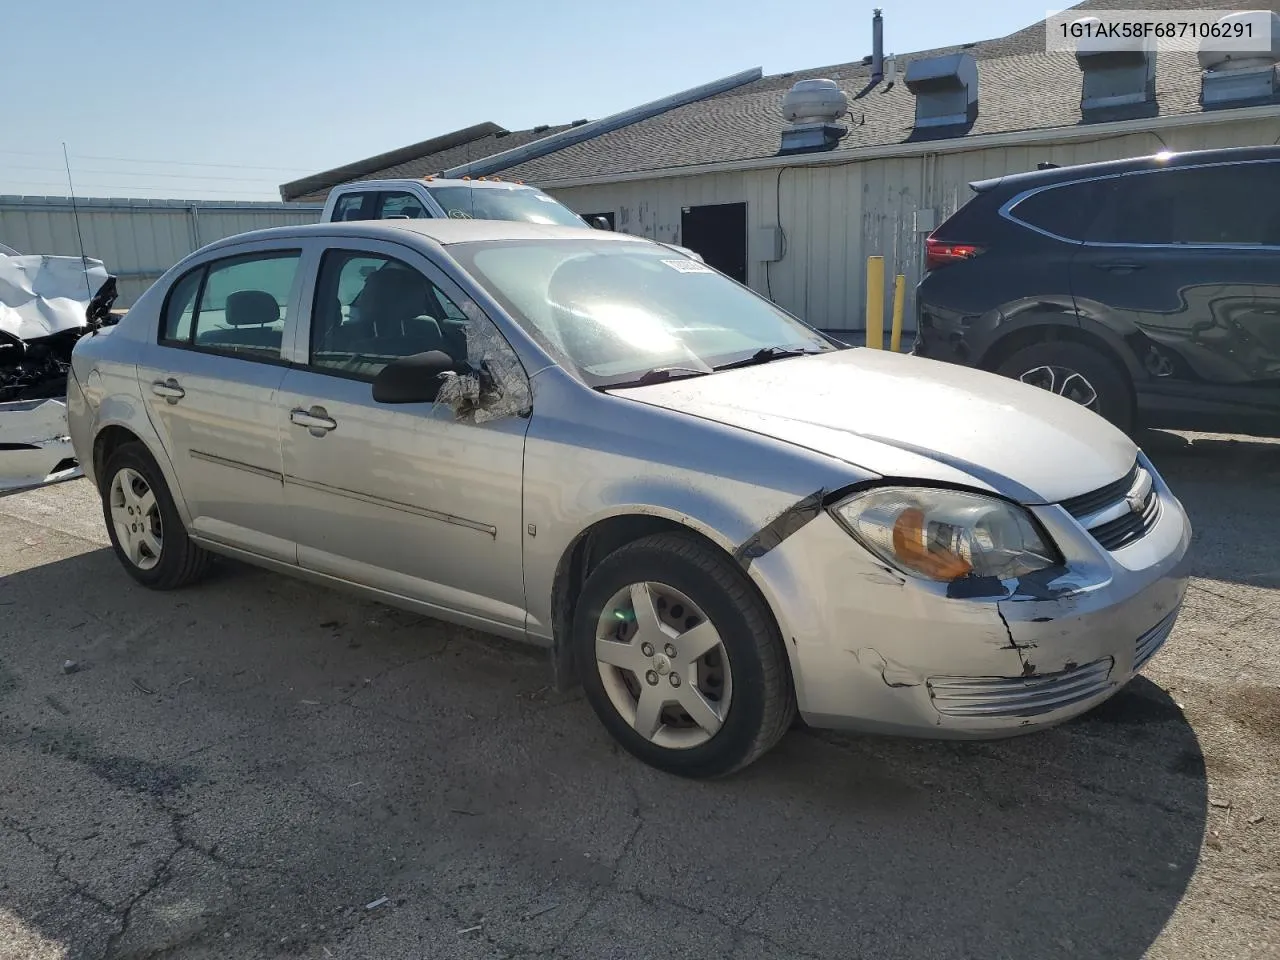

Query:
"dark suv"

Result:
[[914, 145, 1280, 436]]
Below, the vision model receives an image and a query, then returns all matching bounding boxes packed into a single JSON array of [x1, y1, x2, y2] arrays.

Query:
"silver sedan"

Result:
[[66, 219, 1192, 777]]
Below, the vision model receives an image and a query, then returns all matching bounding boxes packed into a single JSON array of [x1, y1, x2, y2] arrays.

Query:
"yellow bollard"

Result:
[[890, 273, 906, 353], [865, 256, 885, 349]]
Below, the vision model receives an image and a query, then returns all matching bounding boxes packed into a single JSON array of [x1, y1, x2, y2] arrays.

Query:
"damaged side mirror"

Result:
[[85, 277, 119, 332]]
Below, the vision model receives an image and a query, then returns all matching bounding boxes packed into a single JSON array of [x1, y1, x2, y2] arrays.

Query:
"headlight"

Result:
[[830, 487, 1057, 583]]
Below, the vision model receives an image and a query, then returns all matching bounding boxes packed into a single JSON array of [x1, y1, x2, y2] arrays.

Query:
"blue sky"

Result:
[[6, 0, 1055, 202]]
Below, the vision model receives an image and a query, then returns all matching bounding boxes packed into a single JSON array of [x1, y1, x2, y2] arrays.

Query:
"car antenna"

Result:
[[62, 142, 93, 300]]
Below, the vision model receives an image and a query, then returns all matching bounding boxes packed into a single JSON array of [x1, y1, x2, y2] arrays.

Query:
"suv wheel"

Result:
[[995, 341, 1134, 433], [574, 532, 796, 778]]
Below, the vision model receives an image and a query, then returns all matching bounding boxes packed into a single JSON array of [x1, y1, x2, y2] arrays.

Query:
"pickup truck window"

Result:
[[377, 192, 429, 219], [426, 185, 585, 227], [332, 193, 372, 222]]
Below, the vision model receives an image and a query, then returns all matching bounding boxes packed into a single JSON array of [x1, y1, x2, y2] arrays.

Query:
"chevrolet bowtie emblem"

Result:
[[1126, 493, 1146, 515]]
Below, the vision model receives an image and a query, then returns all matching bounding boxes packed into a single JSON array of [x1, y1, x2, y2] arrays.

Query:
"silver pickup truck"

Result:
[[321, 177, 703, 260]]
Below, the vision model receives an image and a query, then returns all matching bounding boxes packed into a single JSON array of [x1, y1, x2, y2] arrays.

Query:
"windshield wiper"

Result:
[[607, 365, 711, 388], [713, 346, 823, 371]]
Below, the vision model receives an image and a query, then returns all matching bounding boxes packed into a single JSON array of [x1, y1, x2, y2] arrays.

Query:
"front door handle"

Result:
[[151, 378, 185, 403], [1093, 261, 1145, 274], [290, 406, 337, 433]]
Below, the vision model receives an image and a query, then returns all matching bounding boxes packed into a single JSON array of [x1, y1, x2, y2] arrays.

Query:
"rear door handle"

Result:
[[1093, 261, 1145, 274], [151, 378, 185, 402], [290, 406, 337, 433]]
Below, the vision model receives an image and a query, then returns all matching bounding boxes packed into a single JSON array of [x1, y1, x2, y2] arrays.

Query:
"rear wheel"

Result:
[[100, 441, 212, 589], [995, 340, 1134, 433], [574, 532, 796, 778]]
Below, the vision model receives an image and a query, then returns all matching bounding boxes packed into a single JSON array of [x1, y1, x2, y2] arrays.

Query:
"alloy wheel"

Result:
[[594, 582, 733, 749], [108, 467, 163, 571], [1018, 364, 1100, 410]]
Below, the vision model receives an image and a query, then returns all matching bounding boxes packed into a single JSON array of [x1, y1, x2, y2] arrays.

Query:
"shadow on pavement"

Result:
[[1140, 429, 1280, 588], [0, 544, 1207, 960]]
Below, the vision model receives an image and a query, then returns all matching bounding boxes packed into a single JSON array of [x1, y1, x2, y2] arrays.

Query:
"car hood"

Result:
[[608, 348, 1138, 504]]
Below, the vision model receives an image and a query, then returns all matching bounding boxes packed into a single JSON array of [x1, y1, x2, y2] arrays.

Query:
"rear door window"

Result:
[[1086, 162, 1280, 246], [159, 251, 301, 361]]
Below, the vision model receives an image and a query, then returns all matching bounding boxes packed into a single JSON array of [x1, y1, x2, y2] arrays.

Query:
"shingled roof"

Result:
[[494, 0, 1280, 185]]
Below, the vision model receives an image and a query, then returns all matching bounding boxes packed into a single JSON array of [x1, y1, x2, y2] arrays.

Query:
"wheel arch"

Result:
[[977, 318, 1141, 384], [89, 414, 194, 528], [548, 508, 790, 695]]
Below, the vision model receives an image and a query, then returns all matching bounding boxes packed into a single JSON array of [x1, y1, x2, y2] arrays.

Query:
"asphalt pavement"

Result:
[[0, 429, 1277, 960]]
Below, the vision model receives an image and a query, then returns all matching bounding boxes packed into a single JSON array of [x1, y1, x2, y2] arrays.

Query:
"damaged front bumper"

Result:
[[753, 460, 1192, 739], [0, 397, 83, 495]]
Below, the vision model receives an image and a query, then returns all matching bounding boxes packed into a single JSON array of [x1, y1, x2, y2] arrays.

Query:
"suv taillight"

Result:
[[925, 237, 985, 272]]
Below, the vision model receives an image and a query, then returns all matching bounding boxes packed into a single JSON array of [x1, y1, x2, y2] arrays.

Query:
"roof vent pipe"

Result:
[[871, 9, 884, 83]]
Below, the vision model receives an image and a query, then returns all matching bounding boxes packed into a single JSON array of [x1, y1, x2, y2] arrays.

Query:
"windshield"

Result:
[[449, 238, 835, 387], [426, 185, 587, 227]]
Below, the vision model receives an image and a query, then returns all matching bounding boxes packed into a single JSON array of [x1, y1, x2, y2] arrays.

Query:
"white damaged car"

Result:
[[0, 250, 117, 494]]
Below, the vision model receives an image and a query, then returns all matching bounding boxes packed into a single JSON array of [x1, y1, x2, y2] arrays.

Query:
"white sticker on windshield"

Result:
[[661, 259, 713, 273]]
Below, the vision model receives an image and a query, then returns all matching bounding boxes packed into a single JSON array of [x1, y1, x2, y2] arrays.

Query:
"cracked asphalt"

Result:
[[1, 429, 1278, 960]]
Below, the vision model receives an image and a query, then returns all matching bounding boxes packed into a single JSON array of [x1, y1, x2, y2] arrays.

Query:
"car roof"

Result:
[[336, 177, 544, 192], [194, 218, 654, 257], [969, 144, 1280, 196]]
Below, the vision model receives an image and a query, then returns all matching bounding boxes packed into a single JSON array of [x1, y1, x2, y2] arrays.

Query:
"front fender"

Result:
[[529, 471, 846, 711]]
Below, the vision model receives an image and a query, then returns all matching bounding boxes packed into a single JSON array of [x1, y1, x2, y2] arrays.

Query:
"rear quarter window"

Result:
[[1007, 180, 1112, 241]]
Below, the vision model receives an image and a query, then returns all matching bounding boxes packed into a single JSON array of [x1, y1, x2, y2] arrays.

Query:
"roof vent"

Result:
[[570, 118, 588, 127], [779, 78, 849, 153], [1199, 11, 1280, 109], [904, 52, 978, 131], [1073, 16, 1156, 120], [532, 124, 551, 133]]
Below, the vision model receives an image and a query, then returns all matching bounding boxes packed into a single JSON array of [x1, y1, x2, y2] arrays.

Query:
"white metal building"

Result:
[[454, 0, 1280, 337], [0, 196, 321, 305]]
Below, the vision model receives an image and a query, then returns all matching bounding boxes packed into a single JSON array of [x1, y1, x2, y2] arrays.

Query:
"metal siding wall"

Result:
[[0, 199, 321, 306], [551, 116, 1276, 335]]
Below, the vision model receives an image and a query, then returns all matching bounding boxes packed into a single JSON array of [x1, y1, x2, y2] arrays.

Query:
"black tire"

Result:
[[100, 441, 212, 590], [995, 340, 1134, 433], [573, 532, 796, 778]]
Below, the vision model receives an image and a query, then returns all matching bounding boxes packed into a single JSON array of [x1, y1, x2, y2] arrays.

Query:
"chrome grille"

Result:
[[1091, 490, 1161, 551], [1060, 460, 1160, 552], [927, 657, 1115, 718], [1134, 609, 1178, 671], [1060, 463, 1139, 518]]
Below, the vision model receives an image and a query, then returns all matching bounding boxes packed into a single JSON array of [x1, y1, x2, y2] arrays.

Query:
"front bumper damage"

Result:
[[748, 460, 1193, 738]]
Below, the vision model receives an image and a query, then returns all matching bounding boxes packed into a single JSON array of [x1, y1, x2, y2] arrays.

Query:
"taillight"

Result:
[[925, 237, 985, 272]]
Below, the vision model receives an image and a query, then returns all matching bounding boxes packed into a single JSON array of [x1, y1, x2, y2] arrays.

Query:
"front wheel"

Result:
[[573, 532, 796, 778], [995, 340, 1134, 433]]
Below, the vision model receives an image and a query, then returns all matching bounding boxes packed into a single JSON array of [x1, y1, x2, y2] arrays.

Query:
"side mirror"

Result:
[[588, 216, 613, 231], [86, 276, 119, 331], [371, 350, 455, 404]]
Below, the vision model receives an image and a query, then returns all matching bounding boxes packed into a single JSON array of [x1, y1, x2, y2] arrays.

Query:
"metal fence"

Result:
[[0, 196, 323, 306]]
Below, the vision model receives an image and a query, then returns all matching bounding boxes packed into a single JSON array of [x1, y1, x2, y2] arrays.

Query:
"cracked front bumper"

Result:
[[751, 461, 1192, 739]]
